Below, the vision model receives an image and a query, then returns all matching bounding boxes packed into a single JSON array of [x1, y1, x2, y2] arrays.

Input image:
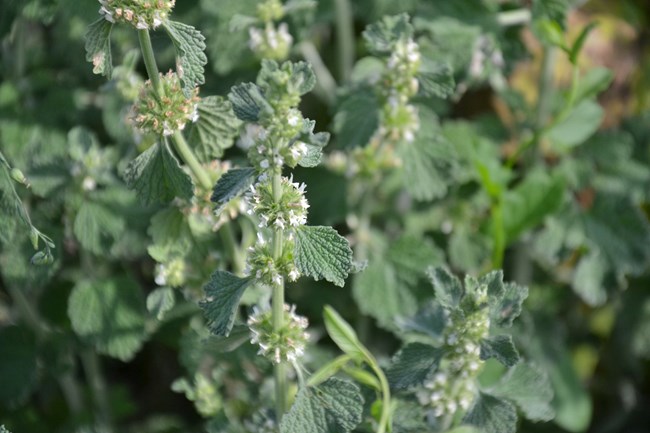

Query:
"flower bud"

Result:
[[248, 304, 309, 364], [98, 0, 175, 29]]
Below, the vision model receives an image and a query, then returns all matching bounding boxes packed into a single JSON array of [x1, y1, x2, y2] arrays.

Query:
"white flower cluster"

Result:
[[248, 23, 293, 60], [248, 304, 309, 364], [243, 232, 301, 286], [418, 371, 477, 417], [245, 176, 309, 230], [98, 0, 175, 30], [154, 258, 186, 287]]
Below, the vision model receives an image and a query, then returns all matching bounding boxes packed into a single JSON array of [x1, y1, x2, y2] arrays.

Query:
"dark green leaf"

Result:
[[210, 167, 256, 212], [387, 343, 445, 390], [163, 21, 208, 97], [333, 88, 380, 148], [480, 335, 519, 367], [569, 22, 597, 64], [488, 282, 528, 328], [0, 326, 38, 406], [280, 378, 364, 433], [427, 267, 463, 310], [294, 226, 353, 287], [85, 18, 113, 77], [228, 82, 272, 122], [188, 96, 242, 162], [73, 201, 125, 255], [124, 142, 194, 205], [200, 271, 254, 337], [463, 392, 517, 433], [418, 60, 455, 99]]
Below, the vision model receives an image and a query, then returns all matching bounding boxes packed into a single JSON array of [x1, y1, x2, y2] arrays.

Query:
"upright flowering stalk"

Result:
[[203, 59, 353, 422], [246, 0, 293, 60]]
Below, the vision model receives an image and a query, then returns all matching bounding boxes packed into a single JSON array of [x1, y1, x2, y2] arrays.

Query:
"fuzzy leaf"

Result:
[[323, 305, 365, 360], [210, 167, 256, 213], [73, 201, 125, 255], [163, 21, 207, 97], [480, 335, 520, 367], [188, 96, 242, 162], [427, 267, 463, 310], [124, 142, 194, 205], [200, 271, 254, 337], [68, 278, 148, 361], [489, 282, 528, 328], [294, 226, 353, 287], [363, 13, 413, 55], [418, 60, 455, 99], [488, 363, 555, 422], [333, 88, 380, 148], [387, 343, 445, 390], [0, 326, 38, 406], [463, 392, 517, 433], [228, 82, 272, 122], [280, 378, 364, 433], [296, 119, 330, 168], [85, 18, 113, 77], [146, 287, 176, 321]]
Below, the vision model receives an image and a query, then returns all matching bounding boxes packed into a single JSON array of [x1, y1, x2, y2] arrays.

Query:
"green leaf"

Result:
[[395, 302, 447, 341], [85, 18, 113, 77], [188, 96, 242, 163], [480, 335, 519, 367], [533, 19, 567, 50], [228, 82, 272, 122], [363, 13, 413, 55], [333, 88, 380, 148], [463, 392, 517, 433], [73, 201, 125, 255], [124, 141, 194, 205], [502, 170, 565, 244], [488, 363, 555, 422], [532, 0, 568, 27], [200, 271, 254, 337], [323, 305, 364, 360], [307, 355, 353, 387], [295, 119, 330, 168], [280, 378, 364, 433], [0, 326, 38, 406], [418, 60, 455, 99], [546, 100, 603, 151], [163, 21, 208, 97], [399, 109, 457, 200], [210, 167, 256, 212], [387, 343, 445, 390], [68, 278, 148, 361], [572, 251, 608, 306], [569, 22, 597, 64], [147, 207, 192, 262], [574, 67, 613, 104], [289, 61, 316, 95], [146, 287, 176, 320], [427, 267, 464, 310], [488, 282, 528, 328], [387, 234, 445, 286], [294, 226, 353, 287]]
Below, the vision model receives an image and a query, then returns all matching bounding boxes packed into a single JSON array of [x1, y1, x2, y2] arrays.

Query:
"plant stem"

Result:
[[137, 29, 162, 94], [496, 8, 532, 27], [219, 222, 245, 275], [334, 0, 354, 82], [298, 41, 337, 106], [271, 172, 287, 420], [81, 350, 114, 433], [491, 196, 505, 269], [361, 348, 391, 433], [170, 132, 213, 190]]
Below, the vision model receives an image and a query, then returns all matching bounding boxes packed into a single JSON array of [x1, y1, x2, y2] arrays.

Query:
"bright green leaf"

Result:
[[387, 343, 445, 390], [210, 167, 256, 213], [569, 22, 597, 64], [294, 226, 353, 287], [280, 378, 364, 433], [188, 96, 242, 163], [200, 271, 254, 337], [68, 278, 148, 361], [85, 18, 113, 77], [323, 305, 364, 360], [163, 21, 208, 97], [488, 362, 555, 422], [480, 335, 520, 367], [124, 141, 194, 205]]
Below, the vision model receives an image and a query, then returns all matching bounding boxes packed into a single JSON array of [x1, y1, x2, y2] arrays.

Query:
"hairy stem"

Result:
[[361, 348, 391, 433], [298, 41, 337, 105], [170, 132, 213, 190], [271, 172, 287, 420], [81, 350, 113, 433], [219, 222, 245, 275], [334, 0, 354, 82], [491, 196, 505, 269], [137, 29, 162, 94]]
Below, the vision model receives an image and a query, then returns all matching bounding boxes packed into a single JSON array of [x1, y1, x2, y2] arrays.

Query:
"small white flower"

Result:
[[274, 216, 286, 229], [260, 159, 270, 169], [287, 112, 300, 127], [289, 269, 300, 281]]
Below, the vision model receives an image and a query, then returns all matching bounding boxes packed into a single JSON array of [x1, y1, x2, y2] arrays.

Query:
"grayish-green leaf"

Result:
[[147, 207, 192, 262], [210, 167, 256, 213], [418, 60, 455, 99], [546, 100, 603, 151], [228, 82, 272, 122], [488, 282, 528, 328], [0, 326, 38, 406], [387, 343, 445, 390], [294, 226, 353, 287], [480, 335, 519, 367], [574, 67, 612, 103], [488, 362, 555, 422], [502, 170, 565, 244], [188, 96, 242, 163], [68, 278, 148, 361], [333, 88, 380, 148], [363, 13, 413, 55], [73, 201, 125, 255], [427, 266, 463, 310], [124, 142, 194, 205], [280, 378, 364, 433], [146, 287, 176, 320], [163, 21, 208, 97], [85, 18, 113, 77], [200, 271, 254, 337], [295, 119, 330, 168], [463, 392, 517, 433], [572, 251, 608, 306]]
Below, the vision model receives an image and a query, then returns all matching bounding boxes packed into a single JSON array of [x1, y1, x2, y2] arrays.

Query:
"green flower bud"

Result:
[[248, 303, 309, 364], [132, 71, 200, 137], [245, 233, 300, 286], [98, 0, 175, 29], [10, 168, 29, 187], [256, 0, 284, 22]]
